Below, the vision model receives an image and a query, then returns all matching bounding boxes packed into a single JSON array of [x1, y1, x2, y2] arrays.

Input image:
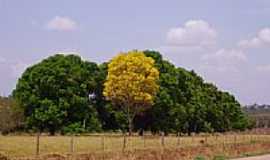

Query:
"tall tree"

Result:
[[13, 54, 101, 135], [93, 63, 127, 131], [103, 50, 159, 135], [143, 50, 250, 134]]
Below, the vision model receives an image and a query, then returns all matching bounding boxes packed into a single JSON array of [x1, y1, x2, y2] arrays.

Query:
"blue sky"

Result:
[[1, 0, 270, 105]]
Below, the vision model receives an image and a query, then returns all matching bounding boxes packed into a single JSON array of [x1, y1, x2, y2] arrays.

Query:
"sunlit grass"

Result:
[[0, 134, 270, 157]]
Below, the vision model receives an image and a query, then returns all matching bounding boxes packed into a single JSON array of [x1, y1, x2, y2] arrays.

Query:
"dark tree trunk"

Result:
[[128, 119, 133, 136], [139, 129, 144, 136], [49, 128, 56, 136], [188, 130, 191, 136]]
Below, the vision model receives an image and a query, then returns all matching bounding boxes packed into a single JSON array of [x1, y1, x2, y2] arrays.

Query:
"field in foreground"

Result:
[[0, 133, 270, 160]]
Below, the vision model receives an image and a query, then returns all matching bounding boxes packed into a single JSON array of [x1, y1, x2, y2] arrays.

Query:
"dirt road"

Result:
[[232, 155, 270, 160]]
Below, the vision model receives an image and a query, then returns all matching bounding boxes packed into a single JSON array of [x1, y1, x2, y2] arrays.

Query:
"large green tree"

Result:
[[13, 54, 101, 135], [140, 50, 250, 135], [92, 50, 251, 135], [93, 62, 127, 132]]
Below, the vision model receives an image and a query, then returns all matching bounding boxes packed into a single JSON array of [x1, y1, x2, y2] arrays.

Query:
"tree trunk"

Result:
[[139, 129, 144, 136], [36, 132, 40, 156], [127, 105, 133, 136], [128, 117, 133, 136], [49, 128, 55, 136], [188, 130, 191, 136]]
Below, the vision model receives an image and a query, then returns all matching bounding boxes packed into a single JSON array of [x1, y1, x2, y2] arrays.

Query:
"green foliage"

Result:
[[11, 50, 251, 135], [213, 155, 226, 160], [13, 54, 102, 135], [86, 63, 127, 132], [0, 97, 24, 134], [93, 50, 251, 134], [243, 104, 269, 128], [62, 122, 85, 134], [141, 50, 250, 134], [194, 155, 206, 160]]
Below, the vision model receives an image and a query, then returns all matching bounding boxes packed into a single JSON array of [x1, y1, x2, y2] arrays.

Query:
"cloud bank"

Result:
[[166, 20, 217, 47], [238, 28, 270, 48]]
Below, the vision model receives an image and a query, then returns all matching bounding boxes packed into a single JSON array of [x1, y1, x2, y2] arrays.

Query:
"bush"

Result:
[[213, 155, 226, 160], [62, 123, 85, 134], [194, 155, 206, 160], [0, 97, 24, 134]]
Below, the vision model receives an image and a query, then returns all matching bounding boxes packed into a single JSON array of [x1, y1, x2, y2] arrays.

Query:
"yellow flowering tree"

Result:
[[103, 50, 159, 135]]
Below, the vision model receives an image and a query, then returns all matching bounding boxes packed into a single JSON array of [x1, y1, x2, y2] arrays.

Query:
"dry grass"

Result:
[[0, 134, 270, 160]]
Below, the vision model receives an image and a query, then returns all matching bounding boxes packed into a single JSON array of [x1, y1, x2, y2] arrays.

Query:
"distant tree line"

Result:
[[0, 96, 24, 134], [0, 50, 253, 135], [243, 104, 270, 128]]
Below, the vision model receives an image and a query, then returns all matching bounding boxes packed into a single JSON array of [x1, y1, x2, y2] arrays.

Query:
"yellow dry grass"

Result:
[[0, 134, 270, 158]]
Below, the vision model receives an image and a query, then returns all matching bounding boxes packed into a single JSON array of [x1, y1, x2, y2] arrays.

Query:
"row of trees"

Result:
[[0, 96, 24, 134], [10, 50, 252, 135], [243, 104, 270, 128]]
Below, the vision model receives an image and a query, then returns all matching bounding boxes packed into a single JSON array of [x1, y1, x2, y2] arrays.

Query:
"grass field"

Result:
[[0, 133, 270, 160]]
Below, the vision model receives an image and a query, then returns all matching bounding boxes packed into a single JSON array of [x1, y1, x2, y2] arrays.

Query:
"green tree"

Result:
[[0, 96, 24, 134], [93, 63, 127, 131], [143, 50, 250, 134], [13, 54, 101, 135]]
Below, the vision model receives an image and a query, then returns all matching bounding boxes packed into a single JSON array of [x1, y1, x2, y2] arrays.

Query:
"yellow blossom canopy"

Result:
[[103, 50, 159, 108]]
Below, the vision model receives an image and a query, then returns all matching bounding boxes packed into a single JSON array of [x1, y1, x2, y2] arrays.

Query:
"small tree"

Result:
[[103, 50, 159, 135]]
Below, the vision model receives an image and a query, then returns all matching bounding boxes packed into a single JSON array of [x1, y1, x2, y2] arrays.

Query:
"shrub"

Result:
[[0, 97, 24, 135], [213, 155, 226, 160], [194, 155, 206, 160], [62, 123, 85, 134]]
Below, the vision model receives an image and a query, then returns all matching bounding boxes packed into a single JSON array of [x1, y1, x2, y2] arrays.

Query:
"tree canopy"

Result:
[[11, 51, 251, 135], [138, 50, 251, 134], [103, 51, 159, 135], [13, 54, 101, 135]]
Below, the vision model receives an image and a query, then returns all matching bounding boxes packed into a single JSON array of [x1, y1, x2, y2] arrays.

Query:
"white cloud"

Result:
[[258, 28, 270, 43], [256, 64, 270, 72], [163, 20, 250, 73], [46, 16, 78, 31], [201, 49, 247, 72], [238, 38, 262, 48], [202, 49, 247, 62], [166, 20, 217, 47], [238, 28, 270, 48]]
